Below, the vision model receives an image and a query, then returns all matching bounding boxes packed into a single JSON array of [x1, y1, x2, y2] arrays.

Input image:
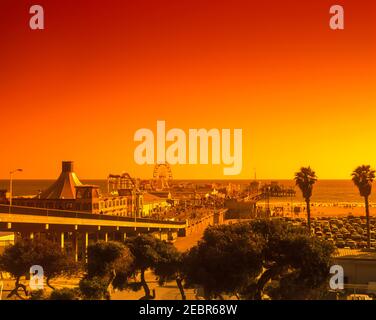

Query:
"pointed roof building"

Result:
[[38, 161, 83, 199]]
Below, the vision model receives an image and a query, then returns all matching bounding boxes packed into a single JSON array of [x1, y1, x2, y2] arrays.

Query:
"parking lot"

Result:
[[281, 216, 376, 249]]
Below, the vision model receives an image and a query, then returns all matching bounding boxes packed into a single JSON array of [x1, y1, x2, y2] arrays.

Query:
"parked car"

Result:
[[345, 240, 357, 249], [336, 240, 345, 248]]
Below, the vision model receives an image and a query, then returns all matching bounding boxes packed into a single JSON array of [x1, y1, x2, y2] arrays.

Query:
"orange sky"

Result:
[[1, 0, 375, 180]]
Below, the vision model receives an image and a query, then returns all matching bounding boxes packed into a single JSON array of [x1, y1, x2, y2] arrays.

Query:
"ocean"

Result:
[[0, 179, 375, 204]]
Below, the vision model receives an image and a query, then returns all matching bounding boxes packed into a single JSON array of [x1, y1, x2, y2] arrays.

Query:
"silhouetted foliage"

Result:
[[80, 241, 134, 299], [242, 219, 335, 299], [49, 287, 80, 300], [87, 241, 133, 277], [0, 238, 77, 299], [153, 241, 186, 300], [294, 166, 317, 231], [125, 235, 160, 299], [352, 165, 376, 248], [125, 234, 168, 300], [184, 223, 263, 299], [29, 289, 48, 300], [79, 276, 109, 300], [184, 220, 334, 300]]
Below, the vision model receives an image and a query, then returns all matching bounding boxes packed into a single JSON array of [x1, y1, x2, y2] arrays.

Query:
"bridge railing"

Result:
[[0, 204, 186, 226]]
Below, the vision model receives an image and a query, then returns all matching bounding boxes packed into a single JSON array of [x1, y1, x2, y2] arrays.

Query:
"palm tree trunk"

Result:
[[365, 196, 371, 248], [306, 199, 311, 233]]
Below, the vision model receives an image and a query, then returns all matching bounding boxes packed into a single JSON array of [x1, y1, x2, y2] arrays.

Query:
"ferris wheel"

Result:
[[152, 163, 173, 190]]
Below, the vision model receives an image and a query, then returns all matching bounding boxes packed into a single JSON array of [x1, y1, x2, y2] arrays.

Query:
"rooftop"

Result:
[[143, 193, 168, 204], [38, 161, 83, 200], [334, 248, 376, 260]]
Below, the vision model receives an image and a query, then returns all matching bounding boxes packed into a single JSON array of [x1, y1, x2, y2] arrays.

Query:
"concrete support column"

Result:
[[60, 232, 65, 250], [72, 232, 78, 262], [96, 226, 101, 242], [85, 232, 89, 263], [105, 232, 108, 243]]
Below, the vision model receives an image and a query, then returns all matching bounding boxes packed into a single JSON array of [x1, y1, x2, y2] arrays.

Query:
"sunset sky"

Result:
[[1, 0, 375, 180]]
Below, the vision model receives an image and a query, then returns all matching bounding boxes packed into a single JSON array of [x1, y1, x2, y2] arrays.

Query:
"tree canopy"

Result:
[[351, 165, 375, 198], [184, 220, 334, 300], [80, 241, 134, 300], [244, 220, 334, 299], [294, 166, 317, 201], [351, 165, 376, 248], [184, 223, 264, 299], [125, 234, 180, 299], [152, 240, 186, 299], [0, 238, 77, 298]]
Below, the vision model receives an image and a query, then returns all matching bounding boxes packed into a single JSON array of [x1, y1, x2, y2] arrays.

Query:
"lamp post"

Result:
[[9, 168, 23, 213], [267, 186, 271, 217]]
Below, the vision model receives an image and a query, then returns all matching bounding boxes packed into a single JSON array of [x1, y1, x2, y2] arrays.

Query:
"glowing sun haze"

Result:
[[1, 0, 375, 179]]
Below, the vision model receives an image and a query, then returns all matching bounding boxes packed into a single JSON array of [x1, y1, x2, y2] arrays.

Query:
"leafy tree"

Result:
[[86, 241, 133, 277], [0, 240, 31, 298], [184, 223, 263, 299], [153, 241, 186, 300], [80, 241, 134, 299], [0, 238, 76, 299], [352, 165, 376, 248], [243, 219, 335, 299], [266, 274, 331, 300], [294, 166, 317, 231], [49, 287, 80, 300], [183, 220, 334, 300], [79, 276, 109, 300], [125, 234, 163, 300], [32, 239, 77, 290], [29, 289, 49, 300]]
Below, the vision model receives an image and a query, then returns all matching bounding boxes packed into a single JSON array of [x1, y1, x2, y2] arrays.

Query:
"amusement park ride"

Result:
[[107, 172, 137, 193], [107, 163, 173, 193], [152, 163, 173, 191]]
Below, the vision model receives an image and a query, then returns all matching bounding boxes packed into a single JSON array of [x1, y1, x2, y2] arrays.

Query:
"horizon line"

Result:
[[0, 178, 360, 181]]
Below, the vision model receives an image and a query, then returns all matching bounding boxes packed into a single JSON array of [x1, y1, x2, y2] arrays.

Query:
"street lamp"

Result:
[[9, 168, 23, 213]]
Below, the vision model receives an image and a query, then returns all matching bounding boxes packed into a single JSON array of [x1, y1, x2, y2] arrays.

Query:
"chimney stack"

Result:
[[62, 161, 74, 172]]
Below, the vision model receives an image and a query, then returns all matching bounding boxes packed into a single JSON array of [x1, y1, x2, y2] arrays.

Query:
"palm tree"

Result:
[[294, 167, 317, 232], [351, 165, 376, 249]]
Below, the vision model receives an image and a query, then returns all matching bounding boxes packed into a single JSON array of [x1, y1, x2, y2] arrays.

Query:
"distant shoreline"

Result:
[[1, 179, 376, 204], [0, 179, 371, 181]]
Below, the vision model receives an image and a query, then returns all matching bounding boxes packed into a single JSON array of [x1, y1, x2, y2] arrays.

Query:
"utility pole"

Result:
[[9, 168, 23, 214]]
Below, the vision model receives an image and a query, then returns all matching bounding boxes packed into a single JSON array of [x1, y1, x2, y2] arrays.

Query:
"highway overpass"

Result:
[[0, 204, 187, 261]]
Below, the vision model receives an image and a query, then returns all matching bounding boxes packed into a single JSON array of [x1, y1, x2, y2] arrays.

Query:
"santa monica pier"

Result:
[[0, 161, 233, 262]]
